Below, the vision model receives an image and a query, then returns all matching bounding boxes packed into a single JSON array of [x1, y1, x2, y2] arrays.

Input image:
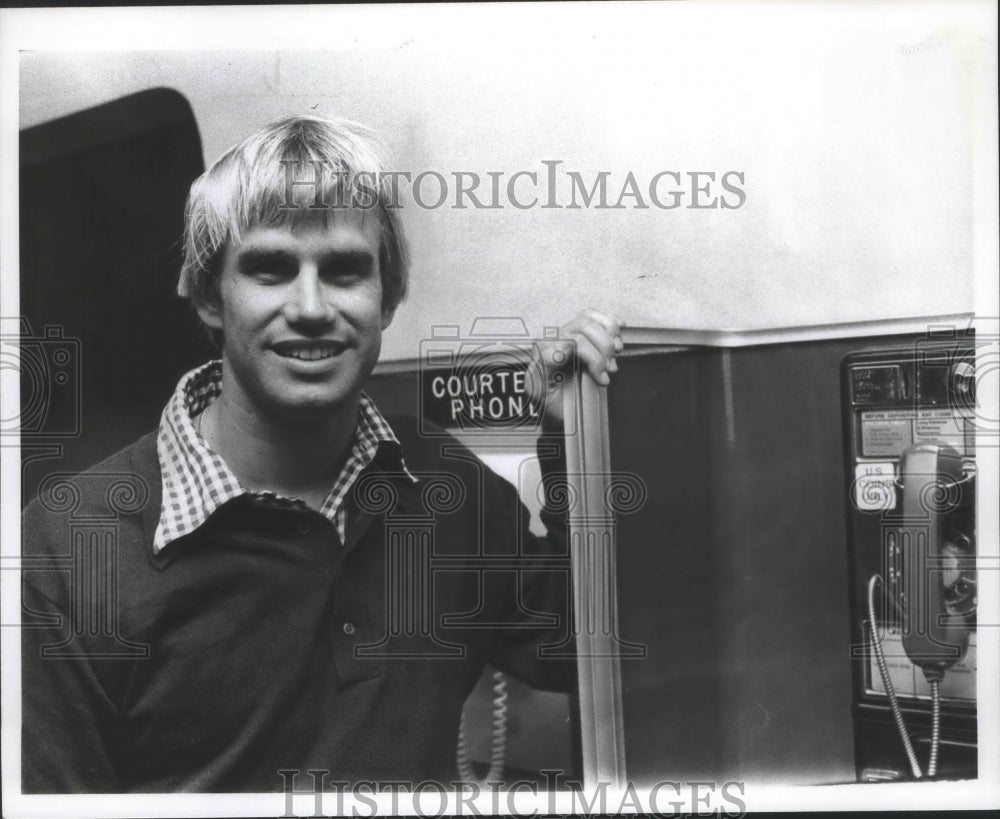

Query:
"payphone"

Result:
[[843, 336, 977, 781]]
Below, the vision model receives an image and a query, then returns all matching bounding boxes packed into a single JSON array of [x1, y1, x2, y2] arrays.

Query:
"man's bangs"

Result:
[[239, 150, 383, 233]]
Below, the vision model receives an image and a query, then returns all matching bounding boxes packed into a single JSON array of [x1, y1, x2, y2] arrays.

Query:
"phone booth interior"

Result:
[[573, 323, 979, 788]]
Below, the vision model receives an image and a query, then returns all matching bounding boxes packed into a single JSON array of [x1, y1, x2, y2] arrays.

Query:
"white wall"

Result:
[[15, 2, 996, 361]]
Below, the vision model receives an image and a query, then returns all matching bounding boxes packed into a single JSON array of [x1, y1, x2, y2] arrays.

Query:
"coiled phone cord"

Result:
[[867, 573, 923, 779], [928, 679, 941, 778], [456, 670, 509, 787]]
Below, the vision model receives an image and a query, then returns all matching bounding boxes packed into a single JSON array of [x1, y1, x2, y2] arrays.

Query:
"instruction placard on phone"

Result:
[[861, 409, 972, 458]]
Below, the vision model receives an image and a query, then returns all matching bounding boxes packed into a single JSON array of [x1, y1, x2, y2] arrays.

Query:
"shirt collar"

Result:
[[153, 360, 415, 553]]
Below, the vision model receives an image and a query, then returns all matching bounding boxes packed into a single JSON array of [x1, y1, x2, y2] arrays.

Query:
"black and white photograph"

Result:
[[1, 2, 998, 816]]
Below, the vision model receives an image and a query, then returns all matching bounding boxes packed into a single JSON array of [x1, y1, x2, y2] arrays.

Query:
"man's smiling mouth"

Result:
[[272, 341, 346, 361]]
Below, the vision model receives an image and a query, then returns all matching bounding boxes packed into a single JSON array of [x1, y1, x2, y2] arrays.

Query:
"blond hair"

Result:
[[178, 115, 408, 318]]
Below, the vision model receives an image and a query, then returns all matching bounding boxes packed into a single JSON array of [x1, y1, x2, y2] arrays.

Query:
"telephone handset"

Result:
[[868, 441, 976, 778], [897, 444, 975, 674]]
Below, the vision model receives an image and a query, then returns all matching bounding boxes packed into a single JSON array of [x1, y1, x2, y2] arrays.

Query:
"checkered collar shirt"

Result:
[[153, 360, 416, 553]]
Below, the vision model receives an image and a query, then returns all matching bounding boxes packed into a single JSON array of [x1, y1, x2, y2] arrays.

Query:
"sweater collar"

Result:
[[152, 360, 415, 553]]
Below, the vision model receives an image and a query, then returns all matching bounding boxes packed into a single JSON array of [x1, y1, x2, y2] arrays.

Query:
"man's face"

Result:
[[197, 210, 392, 423]]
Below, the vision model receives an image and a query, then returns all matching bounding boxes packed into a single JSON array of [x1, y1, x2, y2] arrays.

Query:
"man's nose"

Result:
[[285, 268, 334, 324]]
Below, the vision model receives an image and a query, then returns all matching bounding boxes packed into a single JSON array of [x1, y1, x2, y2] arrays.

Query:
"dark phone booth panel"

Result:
[[18, 89, 212, 503], [606, 338, 904, 786], [365, 370, 580, 784]]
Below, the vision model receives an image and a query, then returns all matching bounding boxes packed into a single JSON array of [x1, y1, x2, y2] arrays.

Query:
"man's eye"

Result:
[[323, 265, 370, 283], [249, 266, 293, 283]]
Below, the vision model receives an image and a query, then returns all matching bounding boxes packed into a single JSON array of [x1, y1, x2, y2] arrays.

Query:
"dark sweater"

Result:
[[21, 418, 574, 792]]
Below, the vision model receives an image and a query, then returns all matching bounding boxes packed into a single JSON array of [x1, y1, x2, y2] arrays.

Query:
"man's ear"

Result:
[[194, 293, 224, 331], [380, 305, 396, 331]]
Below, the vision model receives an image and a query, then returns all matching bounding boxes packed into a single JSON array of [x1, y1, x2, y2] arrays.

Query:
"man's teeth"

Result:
[[282, 347, 339, 360]]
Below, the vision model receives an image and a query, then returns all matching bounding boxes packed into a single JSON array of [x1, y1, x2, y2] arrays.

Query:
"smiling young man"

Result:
[[193, 211, 391, 513], [21, 116, 623, 792]]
